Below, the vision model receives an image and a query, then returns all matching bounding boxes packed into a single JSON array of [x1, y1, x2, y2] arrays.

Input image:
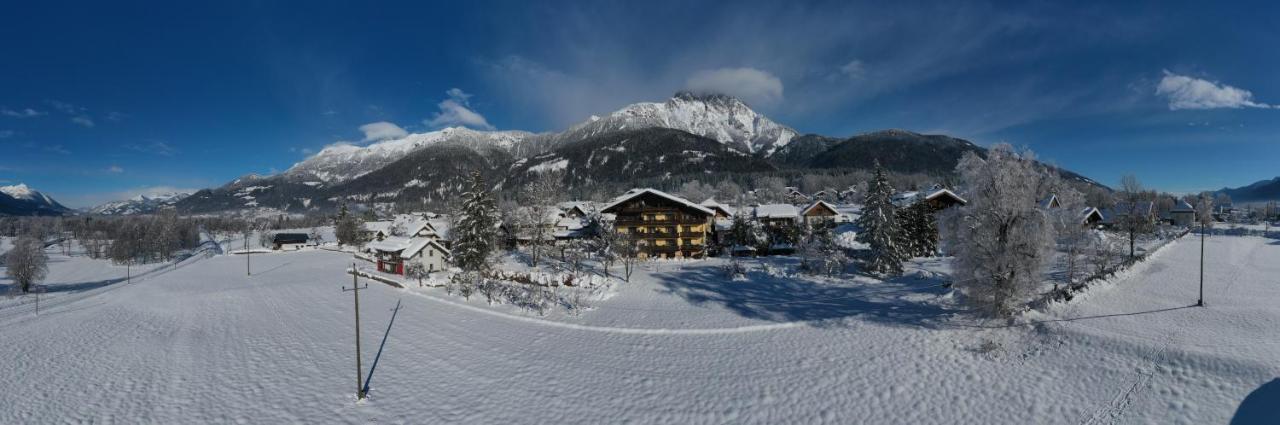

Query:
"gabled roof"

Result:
[[924, 188, 967, 205], [700, 198, 738, 217], [403, 238, 450, 258], [755, 203, 799, 219], [1038, 194, 1060, 209], [600, 188, 715, 216], [366, 236, 414, 253], [801, 200, 839, 216], [1171, 200, 1195, 212], [1080, 207, 1103, 223]]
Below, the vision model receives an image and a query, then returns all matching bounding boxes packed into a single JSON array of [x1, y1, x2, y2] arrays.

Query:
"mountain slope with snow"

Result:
[[1219, 176, 1280, 202], [552, 91, 798, 156], [0, 183, 71, 216], [283, 127, 534, 185], [89, 192, 191, 215]]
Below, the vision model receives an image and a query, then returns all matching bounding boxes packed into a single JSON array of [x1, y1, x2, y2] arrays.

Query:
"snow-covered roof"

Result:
[[801, 200, 839, 216], [1038, 194, 1060, 209], [924, 188, 967, 205], [1171, 200, 1195, 212], [363, 221, 394, 235], [600, 188, 715, 216], [755, 203, 798, 219], [1080, 207, 1103, 223], [700, 198, 738, 216], [366, 236, 414, 252], [403, 238, 450, 258], [424, 218, 452, 240]]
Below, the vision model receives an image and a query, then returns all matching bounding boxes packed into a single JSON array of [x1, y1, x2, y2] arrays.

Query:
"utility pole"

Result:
[[342, 262, 369, 400], [246, 236, 251, 276], [1198, 221, 1205, 307]]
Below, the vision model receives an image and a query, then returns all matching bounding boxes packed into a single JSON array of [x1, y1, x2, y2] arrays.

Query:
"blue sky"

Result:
[[2, 1, 1278, 207]]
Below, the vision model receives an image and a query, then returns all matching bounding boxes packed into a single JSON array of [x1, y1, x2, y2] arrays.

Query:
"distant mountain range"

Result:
[[0, 184, 71, 216], [87, 192, 191, 216], [1219, 177, 1280, 203], [173, 91, 1106, 214]]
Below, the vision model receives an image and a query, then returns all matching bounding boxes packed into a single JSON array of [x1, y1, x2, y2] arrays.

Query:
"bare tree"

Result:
[[519, 170, 564, 267], [1116, 174, 1153, 259], [5, 237, 48, 294], [613, 232, 642, 282], [940, 145, 1056, 318]]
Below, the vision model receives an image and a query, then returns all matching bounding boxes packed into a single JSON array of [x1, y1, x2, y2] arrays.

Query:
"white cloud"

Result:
[[71, 115, 95, 127], [838, 60, 866, 79], [425, 88, 494, 130], [1, 107, 44, 118], [358, 121, 408, 142], [684, 67, 784, 106], [1155, 70, 1271, 110], [107, 165, 124, 173]]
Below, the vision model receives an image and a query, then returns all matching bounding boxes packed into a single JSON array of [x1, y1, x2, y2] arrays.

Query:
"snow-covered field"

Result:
[[1, 234, 1277, 423]]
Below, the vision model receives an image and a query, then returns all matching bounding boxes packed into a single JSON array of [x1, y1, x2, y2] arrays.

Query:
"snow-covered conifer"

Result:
[[856, 162, 906, 276]]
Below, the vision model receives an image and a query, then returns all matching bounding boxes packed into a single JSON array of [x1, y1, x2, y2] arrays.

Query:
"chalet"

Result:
[[895, 188, 967, 211], [1038, 194, 1062, 209], [699, 198, 737, 220], [600, 188, 715, 259], [800, 200, 840, 226], [271, 233, 310, 250], [754, 204, 799, 228], [366, 236, 451, 275], [362, 220, 395, 241], [1165, 199, 1196, 226], [785, 188, 810, 205], [1080, 207, 1104, 226], [1102, 201, 1157, 227]]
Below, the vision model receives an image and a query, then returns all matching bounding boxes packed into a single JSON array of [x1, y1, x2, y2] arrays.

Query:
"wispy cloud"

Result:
[[43, 144, 70, 155], [71, 115, 95, 127], [358, 121, 408, 142], [124, 140, 178, 156], [1, 107, 45, 118], [107, 165, 124, 173], [1155, 70, 1271, 110], [685, 67, 784, 106], [425, 88, 494, 130], [0, 130, 14, 139]]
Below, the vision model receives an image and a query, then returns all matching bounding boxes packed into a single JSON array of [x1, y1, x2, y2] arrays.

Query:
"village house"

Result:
[[1080, 207, 1104, 226], [785, 187, 810, 205], [1038, 194, 1062, 209], [271, 233, 310, 250], [1164, 199, 1196, 226], [1102, 201, 1158, 227], [894, 188, 968, 211], [600, 188, 715, 259], [800, 200, 840, 226], [366, 236, 451, 276], [754, 203, 799, 228]]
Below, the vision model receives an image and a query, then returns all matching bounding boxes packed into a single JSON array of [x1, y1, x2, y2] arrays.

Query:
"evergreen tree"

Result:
[[897, 202, 938, 258], [334, 202, 363, 247], [453, 171, 499, 272], [855, 162, 906, 276]]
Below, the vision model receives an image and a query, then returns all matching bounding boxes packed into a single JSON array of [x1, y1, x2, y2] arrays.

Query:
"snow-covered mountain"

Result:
[[282, 92, 794, 186], [283, 127, 534, 185], [552, 91, 797, 156], [89, 191, 191, 215], [0, 183, 71, 216]]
